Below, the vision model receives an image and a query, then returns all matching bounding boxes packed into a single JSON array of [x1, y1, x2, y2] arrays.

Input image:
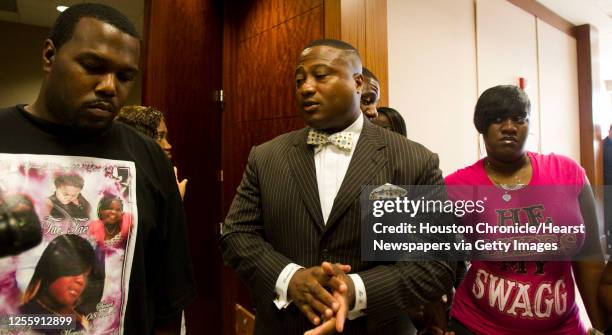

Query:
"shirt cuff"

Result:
[[347, 273, 367, 320], [273, 263, 303, 309]]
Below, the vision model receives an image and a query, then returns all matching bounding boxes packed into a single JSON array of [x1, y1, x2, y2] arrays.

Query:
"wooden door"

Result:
[[142, 0, 224, 334], [221, 1, 325, 333]]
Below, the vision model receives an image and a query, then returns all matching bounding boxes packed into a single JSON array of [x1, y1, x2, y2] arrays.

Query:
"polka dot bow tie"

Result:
[[307, 129, 354, 151]]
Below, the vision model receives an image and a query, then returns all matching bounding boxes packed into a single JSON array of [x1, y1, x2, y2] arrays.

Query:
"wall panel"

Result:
[[476, 0, 541, 154], [143, 1, 223, 334], [387, 0, 478, 175], [537, 18, 580, 161], [221, 2, 325, 333], [333, 0, 388, 106]]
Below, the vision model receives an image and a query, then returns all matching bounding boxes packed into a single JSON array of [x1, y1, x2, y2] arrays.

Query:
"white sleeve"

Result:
[[347, 273, 367, 320], [273, 263, 304, 309]]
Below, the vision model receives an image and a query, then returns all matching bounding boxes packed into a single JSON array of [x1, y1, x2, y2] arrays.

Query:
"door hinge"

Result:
[[213, 89, 224, 110]]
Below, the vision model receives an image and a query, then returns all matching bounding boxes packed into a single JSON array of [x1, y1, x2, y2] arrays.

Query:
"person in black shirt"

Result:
[[0, 3, 195, 334]]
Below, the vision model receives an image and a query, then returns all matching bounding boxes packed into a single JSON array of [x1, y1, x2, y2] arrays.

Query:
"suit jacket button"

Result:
[[321, 249, 329, 260]]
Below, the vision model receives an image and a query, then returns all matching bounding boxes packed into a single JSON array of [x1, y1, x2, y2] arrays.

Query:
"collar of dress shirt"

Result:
[[313, 113, 364, 154]]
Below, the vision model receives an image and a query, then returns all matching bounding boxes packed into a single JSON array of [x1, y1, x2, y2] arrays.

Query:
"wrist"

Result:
[[287, 268, 304, 299], [347, 276, 356, 310]]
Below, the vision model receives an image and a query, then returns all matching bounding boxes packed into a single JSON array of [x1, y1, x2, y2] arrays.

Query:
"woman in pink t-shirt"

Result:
[[445, 85, 606, 335]]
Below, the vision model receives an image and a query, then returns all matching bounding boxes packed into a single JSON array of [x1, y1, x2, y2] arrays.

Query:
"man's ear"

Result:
[[354, 73, 364, 94], [42, 39, 57, 73]]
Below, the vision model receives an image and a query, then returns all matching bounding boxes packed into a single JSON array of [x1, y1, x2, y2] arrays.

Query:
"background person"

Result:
[[604, 125, 612, 255], [360, 67, 380, 119], [597, 261, 612, 333], [116, 105, 188, 200], [445, 85, 606, 335], [373, 107, 407, 137]]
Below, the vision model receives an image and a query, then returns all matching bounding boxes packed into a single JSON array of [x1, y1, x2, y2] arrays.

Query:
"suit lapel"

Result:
[[288, 128, 325, 231], [325, 119, 387, 230]]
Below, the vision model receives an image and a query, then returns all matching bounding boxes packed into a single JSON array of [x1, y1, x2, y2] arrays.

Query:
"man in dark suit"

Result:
[[221, 39, 455, 335]]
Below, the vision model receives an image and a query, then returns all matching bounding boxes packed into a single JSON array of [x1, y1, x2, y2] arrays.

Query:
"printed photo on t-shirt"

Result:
[[0, 153, 138, 334]]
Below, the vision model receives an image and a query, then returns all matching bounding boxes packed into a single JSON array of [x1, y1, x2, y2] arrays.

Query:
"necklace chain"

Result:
[[485, 157, 530, 198], [485, 158, 528, 187], [105, 222, 120, 236]]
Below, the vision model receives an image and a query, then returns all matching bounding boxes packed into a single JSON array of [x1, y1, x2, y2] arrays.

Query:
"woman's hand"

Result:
[[174, 167, 187, 200]]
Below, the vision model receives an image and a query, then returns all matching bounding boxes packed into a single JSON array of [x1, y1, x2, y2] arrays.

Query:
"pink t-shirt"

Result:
[[445, 152, 588, 335]]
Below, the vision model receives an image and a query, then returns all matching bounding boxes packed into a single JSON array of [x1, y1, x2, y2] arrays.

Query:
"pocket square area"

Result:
[[369, 183, 408, 200]]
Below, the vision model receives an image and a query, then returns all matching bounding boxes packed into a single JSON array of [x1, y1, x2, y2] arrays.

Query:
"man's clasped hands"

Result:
[[287, 262, 354, 335]]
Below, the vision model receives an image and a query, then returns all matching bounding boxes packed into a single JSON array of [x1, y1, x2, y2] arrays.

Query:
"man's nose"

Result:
[[96, 73, 117, 97], [363, 105, 378, 119], [300, 79, 316, 96]]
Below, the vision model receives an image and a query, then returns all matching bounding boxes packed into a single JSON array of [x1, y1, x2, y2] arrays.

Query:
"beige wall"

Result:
[[476, 0, 540, 154], [0, 21, 141, 109], [387, 0, 581, 175], [537, 18, 580, 162], [387, 0, 479, 176]]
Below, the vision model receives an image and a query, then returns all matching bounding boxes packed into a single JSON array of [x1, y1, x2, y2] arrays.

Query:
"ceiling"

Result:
[[537, 0, 612, 30], [537, 0, 612, 81], [0, 0, 610, 80], [0, 0, 143, 34]]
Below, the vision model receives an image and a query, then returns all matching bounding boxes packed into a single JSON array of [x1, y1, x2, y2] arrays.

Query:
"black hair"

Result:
[[54, 173, 84, 189], [473, 85, 530, 134], [23, 234, 105, 316], [377, 107, 407, 137], [304, 39, 359, 54], [97, 193, 123, 219], [302, 39, 362, 68], [116, 105, 164, 139], [362, 67, 379, 83], [49, 3, 139, 50]]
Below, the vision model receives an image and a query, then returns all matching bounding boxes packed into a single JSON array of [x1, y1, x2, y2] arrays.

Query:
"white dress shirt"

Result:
[[274, 114, 367, 320]]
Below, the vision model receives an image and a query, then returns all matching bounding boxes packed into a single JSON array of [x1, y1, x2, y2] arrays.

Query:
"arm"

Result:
[[222, 147, 352, 323], [338, 152, 456, 327], [572, 182, 606, 330], [598, 262, 612, 329], [152, 152, 196, 332], [366, 152, 455, 323], [220, 146, 294, 304]]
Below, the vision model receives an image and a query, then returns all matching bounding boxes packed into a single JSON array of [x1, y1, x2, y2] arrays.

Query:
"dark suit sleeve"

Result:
[[220, 146, 294, 304], [358, 152, 456, 326]]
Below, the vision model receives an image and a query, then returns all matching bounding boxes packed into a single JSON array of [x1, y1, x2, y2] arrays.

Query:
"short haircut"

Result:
[[473, 85, 530, 134], [49, 3, 139, 50], [362, 67, 379, 83], [54, 173, 84, 189], [116, 105, 164, 139], [304, 39, 360, 55], [377, 107, 407, 137], [97, 193, 123, 218], [302, 39, 362, 71]]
